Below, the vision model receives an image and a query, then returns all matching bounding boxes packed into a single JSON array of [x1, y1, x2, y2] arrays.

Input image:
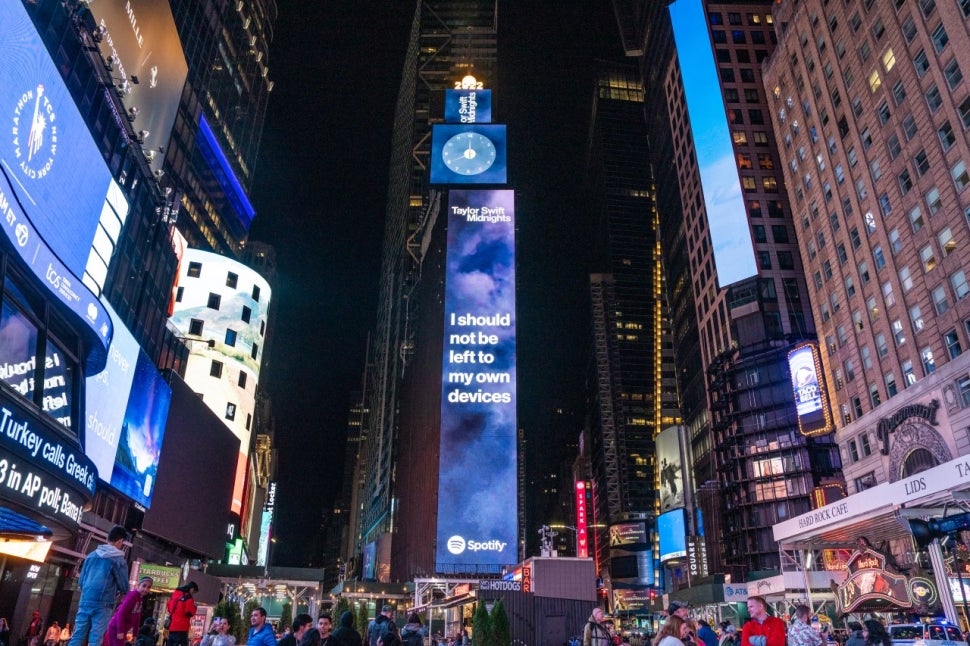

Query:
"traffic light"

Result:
[[908, 511, 970, 548]]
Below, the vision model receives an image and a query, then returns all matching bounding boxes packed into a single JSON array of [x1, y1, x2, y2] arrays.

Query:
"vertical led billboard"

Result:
[[444, 89, 492, 123], [87, 0, 188, 175], [436, 189, 517, 572], [86, 303, 172, 507], [669, 0, 758, 287], [788, 342, 834, 436], [429, 125, 508, 185], [575, 481, 589, 558], [657, 426, 685, 512]]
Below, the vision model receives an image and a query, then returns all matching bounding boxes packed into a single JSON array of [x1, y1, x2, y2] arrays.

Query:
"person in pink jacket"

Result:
[[106, 577, 153, 646]]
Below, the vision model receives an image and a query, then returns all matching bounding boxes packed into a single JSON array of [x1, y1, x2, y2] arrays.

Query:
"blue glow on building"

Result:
[[197, 115, 256, 236]]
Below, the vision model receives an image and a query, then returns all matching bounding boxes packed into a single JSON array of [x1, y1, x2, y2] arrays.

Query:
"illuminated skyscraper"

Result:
[[349, 0, 500, 582], [584, 61, 681, 582]]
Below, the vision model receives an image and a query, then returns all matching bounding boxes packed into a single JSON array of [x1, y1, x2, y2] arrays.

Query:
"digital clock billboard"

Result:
[[436, 189, 517, 572], [788, 343, 833, 437], [430, 124, 508, 185]]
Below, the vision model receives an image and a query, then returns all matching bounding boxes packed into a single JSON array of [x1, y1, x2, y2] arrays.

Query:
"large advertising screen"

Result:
[[87, 0, 188, 175], [658, 509, 687, 562], [670, 0, 758, 287], [435, 190, 517, 572], [657, 426, 685, 512], [610, 522, 648, 547], [86, 303, 172, 508], [142, 375, 239, 558], [788, 343, 834, 436], [444, 89, 492, 124], [430, 124, 508, 185], [0, 3, 119, 369]]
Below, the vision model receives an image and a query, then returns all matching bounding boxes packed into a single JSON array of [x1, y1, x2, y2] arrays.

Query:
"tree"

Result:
[[473, 602, 492, 646], [490, 600, 510, 646], [333, 597, 351, 622], [280, 601, 293, 633], [356, 604, 370, 642]]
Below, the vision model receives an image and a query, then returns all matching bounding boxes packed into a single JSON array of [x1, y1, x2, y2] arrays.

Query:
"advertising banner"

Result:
[[657, 426, 684, 512], [609, 522, 648, 547], [435, 189, 517, 572], [135, 563, 181, 591], [0, 391, 97, 530], [87, 0, 188, 175], [444, 89, 492, 123], [86, 303, 171, 508], [788, 343, 833, 436], [430, 124, 508, 185], [669, 0, 757, 286], [658, 509, 687, 562], [613, 588, 653, 612], [575, 481, 589, 557]]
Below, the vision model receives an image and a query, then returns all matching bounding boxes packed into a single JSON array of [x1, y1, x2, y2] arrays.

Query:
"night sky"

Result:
[[249, 2, 623, 566]]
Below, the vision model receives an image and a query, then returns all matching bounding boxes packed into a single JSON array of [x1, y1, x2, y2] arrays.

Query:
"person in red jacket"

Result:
[[741, 596, 786, 646], [107, 577, 153, 646], [165, 582, 198, 646]]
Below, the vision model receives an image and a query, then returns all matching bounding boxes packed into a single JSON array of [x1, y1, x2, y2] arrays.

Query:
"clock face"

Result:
[[441, 132, 497, 176]]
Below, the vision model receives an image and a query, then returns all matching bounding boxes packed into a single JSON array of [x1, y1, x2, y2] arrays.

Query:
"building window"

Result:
[[926, 187, 943, 214], [848, 439, 860, 462], [953, 270, 970, 300], [210, 360, 223, 378], [914, 49, 930, 76], [915, 150, 931, 176], [910, 305, 925, 331], [874, 245, 885, 268], [862, 345, 873, 369], [931, 23, 949, 53], [207, 293, 221, 310], [960, 375, 970, 406], [953, 160, 970, 191], [238, 372, 248, 388], [919, 0, 937, 17], [960, 96, 970, 128], [945, 59, 964, 89], [921, 346, 936, 373], [926, 85, 943, 112], [251, 342, 260, 360], [175, 286, 184, 302], [939, 122, 956, 150], [933, 286, 950, 314], [853, 396, 865, 418], [876, 332, 889, 357], [889, 229, 903, 254], [903, 360, 917, 385], [886, 372, 898, 397], [189, 318, 204, 336], [883, 281, 896, 306], [892, 319, 907, 346], [225, 403, 236, 421], [225, 329, 237, 347], [226, 272, 238, 288], [900, 266, 914, 292], [939, 228, 956, 256], [903, 114, 918, 140], [944, 329, 963, 358], [252, 285, 261, 302], [870, 384, 882, 407], [187, 262, 202, 278], [920, 245, 936, 272], [242, 306, 252, 323]]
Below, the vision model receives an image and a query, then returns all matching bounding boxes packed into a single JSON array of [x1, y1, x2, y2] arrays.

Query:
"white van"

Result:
[[887, 623, 962, 646]]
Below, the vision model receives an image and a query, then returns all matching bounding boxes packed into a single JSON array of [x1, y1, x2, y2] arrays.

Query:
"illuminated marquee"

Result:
[[788, 343, 834, 436], [575, 481, 589, 558], [834, 547, 939, 614], [435, 189, 517, 572]]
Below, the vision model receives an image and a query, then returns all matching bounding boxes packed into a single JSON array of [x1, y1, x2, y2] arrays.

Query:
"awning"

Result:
[[0, 507, 53, 539]]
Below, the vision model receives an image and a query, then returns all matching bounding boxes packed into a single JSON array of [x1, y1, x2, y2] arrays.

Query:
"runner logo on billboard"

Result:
[[12, 84, 57, 180]]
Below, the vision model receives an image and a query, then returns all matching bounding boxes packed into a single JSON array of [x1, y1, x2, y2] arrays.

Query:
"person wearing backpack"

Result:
[[165, 582, 198, 646], [366, 607, 395, 646], [399, 614, 426, 646]]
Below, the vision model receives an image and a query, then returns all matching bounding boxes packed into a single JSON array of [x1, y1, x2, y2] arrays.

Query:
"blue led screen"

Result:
[[658, 508, 687, 562], [430, 124, 508, 185], [436, 189, 517, 572], [445, 89, 492, 123]]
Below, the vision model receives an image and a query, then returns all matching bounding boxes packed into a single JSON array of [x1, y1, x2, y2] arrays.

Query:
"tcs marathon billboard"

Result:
[[0, 2, 123, 369], [436, 189, 517, 572]]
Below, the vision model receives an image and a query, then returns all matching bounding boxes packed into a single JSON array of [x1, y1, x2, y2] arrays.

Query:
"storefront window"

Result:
[[0, 270, 79, 432]]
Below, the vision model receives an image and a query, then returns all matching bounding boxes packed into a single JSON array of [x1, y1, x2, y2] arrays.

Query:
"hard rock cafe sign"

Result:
[[832, 546, 939, 615]]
